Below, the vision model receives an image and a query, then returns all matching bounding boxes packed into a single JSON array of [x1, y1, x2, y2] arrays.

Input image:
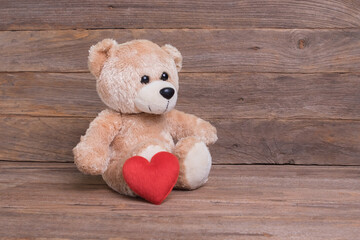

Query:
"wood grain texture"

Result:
[[1, 117, 359, 165], [1, 72, 360, 119], [1, 162, 359, 239], [1, 0, 360, 30], [1, 1, 360, 238], [1, 29, 360, 73]]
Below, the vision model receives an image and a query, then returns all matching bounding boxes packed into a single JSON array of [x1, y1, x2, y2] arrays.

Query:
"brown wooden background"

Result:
[[1, 1, 360, 239], [1, 0, 360, 166]]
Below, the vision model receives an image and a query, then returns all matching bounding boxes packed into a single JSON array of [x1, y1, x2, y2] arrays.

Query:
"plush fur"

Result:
[[73, 39, 218, 198]]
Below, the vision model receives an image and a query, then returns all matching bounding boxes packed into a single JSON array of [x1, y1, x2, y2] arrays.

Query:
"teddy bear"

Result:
[[73, 39, 218, 203]]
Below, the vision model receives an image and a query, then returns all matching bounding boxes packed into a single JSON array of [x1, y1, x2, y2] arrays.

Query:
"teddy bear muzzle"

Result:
[[134, 80, 178, 114]]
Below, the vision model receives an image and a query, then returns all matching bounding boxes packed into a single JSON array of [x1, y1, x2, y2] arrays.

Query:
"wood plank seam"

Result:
[[3, 115, 360, 122], [1, 159, 360, 167]]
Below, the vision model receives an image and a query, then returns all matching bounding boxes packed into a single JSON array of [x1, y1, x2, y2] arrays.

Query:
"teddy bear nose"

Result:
[[160, 88, 175, 100]]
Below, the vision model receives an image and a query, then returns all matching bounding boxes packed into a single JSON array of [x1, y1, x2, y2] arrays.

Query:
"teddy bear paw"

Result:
[[73, 143, 109, 175], [180, 141, 212, 190]]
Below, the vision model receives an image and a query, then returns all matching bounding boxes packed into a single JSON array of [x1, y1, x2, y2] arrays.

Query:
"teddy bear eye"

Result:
[[160, 72, 169, 81], [141, 75, 150, 84]]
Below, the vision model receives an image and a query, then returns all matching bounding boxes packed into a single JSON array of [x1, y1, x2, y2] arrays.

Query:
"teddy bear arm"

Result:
[[73, 109, 122, 175], [166, 109, 218, 145]]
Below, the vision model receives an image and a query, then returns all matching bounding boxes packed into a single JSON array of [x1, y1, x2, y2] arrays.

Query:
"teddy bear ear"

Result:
[[88, 39, 117, 78], [161, 44, 183, 72]]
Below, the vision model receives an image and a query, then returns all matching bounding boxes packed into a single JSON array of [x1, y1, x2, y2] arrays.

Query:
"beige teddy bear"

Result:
[[73, 39, 218, 198]]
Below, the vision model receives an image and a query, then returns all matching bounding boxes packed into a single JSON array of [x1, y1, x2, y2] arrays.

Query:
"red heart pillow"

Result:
[[123, 152, 179, 204]]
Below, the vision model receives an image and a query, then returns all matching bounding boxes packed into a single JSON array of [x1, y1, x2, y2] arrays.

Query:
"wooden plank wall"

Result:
[[1, 0, 360, 165]]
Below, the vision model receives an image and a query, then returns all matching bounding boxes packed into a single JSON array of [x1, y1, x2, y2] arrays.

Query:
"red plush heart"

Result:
[[123, 152, 179, 205]]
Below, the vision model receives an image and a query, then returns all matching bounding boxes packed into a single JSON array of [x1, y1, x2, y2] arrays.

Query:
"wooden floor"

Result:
[[1, 1, 360, 239], [2, 162, 360, 239]]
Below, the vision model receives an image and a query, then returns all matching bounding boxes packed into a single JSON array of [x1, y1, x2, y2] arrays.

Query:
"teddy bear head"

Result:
[[88, 39, 182, 114]]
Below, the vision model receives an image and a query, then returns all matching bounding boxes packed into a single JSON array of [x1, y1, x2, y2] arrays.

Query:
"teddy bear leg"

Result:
[[102, 158, 136, 197], [136, 144, 168, 162], [174, 136, 212, 190], [102, 143, 169, 197]]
